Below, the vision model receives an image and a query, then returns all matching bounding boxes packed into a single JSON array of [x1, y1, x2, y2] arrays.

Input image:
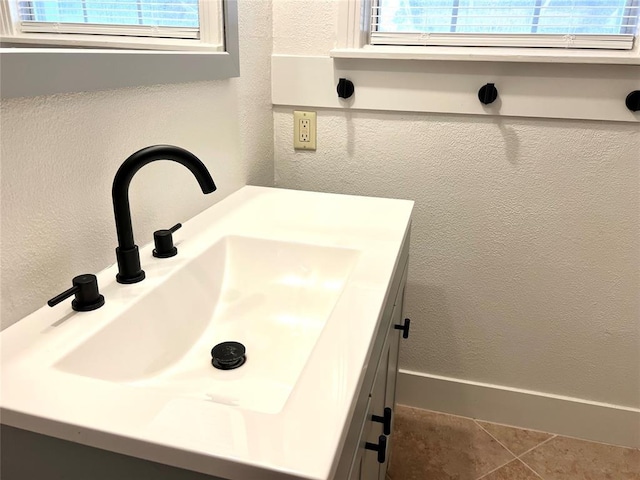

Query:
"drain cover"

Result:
[[211, 341, 246, 370]]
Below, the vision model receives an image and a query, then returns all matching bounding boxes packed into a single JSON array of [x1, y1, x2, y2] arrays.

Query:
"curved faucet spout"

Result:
[[112, 145, 217, 284]]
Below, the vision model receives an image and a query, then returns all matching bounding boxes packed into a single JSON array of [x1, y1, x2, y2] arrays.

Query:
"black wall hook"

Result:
[[625, 91, 640, 112], [337, 78, 355, 99], [478, 83, 498, 105]]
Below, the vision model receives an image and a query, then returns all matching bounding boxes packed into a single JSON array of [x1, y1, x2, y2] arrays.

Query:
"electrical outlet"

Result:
[[300, 119, 310, 142], [293, 111, 317, 150]]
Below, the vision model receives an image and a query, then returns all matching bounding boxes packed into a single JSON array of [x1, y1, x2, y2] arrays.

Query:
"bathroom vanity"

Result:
[[332, 222, 410, 480], [1, 187, 413, 480]]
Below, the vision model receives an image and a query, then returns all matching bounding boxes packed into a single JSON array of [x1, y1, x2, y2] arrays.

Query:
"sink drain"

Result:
[[211, 341, 246, 370]]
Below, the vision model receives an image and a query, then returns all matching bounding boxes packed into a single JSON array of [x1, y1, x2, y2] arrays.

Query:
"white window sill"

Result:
[[0, 0, 238, 98], [330, 44, 640, 66], [0, 48, 239, 99]]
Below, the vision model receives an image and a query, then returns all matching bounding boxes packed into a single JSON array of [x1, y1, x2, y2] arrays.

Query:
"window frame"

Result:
[[0, 0, 239, 98], [2, 0, 220, 49], [332, 0, 640, 65]]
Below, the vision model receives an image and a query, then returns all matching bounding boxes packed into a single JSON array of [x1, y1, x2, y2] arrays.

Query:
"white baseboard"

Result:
[[396, 369, 640, 449]]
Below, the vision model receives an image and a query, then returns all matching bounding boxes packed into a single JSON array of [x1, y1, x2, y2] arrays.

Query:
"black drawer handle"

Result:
[[394, 318, 411, 339], [365, 435, 387, 463], [372, 407, 392, 435]]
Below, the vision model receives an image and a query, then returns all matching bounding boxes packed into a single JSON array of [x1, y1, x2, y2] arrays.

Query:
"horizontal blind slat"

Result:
[[371, 0, 639, 49], [19, 22, 199, 39], [17, 0, 200, 38], [371, 32, 636, 49]]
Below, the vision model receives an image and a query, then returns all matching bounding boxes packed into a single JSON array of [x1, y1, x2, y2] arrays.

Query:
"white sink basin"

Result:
[[56, 235, 358, 414], [1, 186, 413, 480]]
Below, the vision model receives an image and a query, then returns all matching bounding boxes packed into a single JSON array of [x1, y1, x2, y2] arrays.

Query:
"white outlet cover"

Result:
[[293, 111, 317, 150]]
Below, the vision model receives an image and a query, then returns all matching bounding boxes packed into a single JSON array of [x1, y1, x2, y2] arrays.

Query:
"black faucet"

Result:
[[112, 145, 216, 284]]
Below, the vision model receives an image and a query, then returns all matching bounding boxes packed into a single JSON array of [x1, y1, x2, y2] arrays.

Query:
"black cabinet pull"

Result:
[[365, 435, 387, 463], [394, 318, 411, 339], [372, 407, 393, 435]]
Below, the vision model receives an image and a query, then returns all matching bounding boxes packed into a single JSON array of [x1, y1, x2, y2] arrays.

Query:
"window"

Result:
[[18, 0, 200, 37], [0, 0, 238, 98], [1, 0, 223, 50], [371, 0, 640, 49]]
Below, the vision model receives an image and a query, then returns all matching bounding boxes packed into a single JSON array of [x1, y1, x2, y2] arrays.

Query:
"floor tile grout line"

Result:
[[516, 457, 547, 480], [474, 419, 520, 458], [475, 458, 520, 480], [473, 421, 556, 480], [472, 420, 521, 480], [515, 434, 558, 480], [517, 434, 557, 460]]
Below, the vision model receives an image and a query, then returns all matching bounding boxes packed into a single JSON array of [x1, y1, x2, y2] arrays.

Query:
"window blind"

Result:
[[15, 0, 200, 39], [371, 0, 640, 50]]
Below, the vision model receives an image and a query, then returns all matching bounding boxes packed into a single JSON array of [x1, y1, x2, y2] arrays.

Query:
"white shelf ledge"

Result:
[[330, 45, 640, 65]]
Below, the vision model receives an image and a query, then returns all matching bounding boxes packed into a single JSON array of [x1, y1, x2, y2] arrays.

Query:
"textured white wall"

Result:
[[272, 1, 640, 409], [273, 0, 339, 55], [0, 0, 274, 329], [274, 110, 640, 409]]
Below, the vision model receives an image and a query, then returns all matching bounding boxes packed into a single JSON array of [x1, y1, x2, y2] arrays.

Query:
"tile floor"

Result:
[[387, 405, 640, 480]]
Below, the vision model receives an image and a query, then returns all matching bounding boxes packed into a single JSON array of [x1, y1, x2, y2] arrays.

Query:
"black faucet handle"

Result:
[[48, 274, 105, 312], [153, 223, 182, 258]]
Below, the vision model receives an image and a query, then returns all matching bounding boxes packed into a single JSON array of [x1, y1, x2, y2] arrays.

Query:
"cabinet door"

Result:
[[384, 262, 407, 452], [382, 301, 403, 473], [386, 283, 404, 408], [361, 338, 390, 480], [345, 260, 408, 480], [347, 395, 371, 480], [361, 324, 398, 480]]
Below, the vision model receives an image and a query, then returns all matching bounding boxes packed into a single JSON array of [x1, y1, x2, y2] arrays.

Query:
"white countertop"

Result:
[[1, 186, 414, 480]]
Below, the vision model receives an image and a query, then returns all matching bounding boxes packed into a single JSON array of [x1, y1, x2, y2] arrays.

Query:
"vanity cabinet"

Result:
[[2, 277, 410, 480], [1, 229, 411, 480], [336, 228, 410, 480], [350, 272, 406, 480], [1, 185, 413, 480]]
